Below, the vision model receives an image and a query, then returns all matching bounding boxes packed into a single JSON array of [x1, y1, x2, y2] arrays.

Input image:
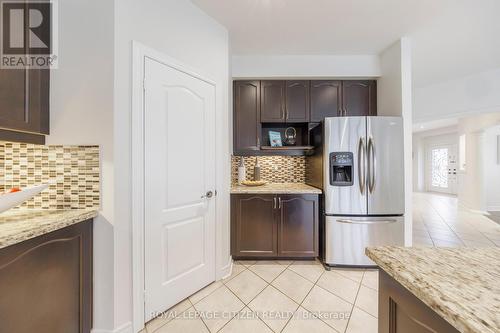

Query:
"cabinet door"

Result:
[[0, 220, 92, 333], [310, 80, 342, 122], [278, 194, 318, 257], [285, 80, 309, 122], [261, 80, 285, 122], [0, 69, 49, 135], [233, 81, 261, 152], [231, 194, 278, 257], [342, 80, 377, 116]]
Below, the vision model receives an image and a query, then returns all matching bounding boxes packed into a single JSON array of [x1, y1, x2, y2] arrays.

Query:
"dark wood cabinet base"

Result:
[[379, 270, 459, 333], [0, 220, 93, 333], [231, 194, 318, 259]]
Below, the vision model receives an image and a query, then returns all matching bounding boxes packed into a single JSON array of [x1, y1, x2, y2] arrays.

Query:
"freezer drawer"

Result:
[[324, 215, 404, 266]]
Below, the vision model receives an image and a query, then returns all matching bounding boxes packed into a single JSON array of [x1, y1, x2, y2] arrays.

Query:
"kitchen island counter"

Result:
[[0, 209, 98, 249], [366, 246, 500, 333]]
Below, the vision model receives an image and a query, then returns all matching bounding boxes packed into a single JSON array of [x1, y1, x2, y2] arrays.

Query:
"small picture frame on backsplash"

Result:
[[268, 131, 282, 147]]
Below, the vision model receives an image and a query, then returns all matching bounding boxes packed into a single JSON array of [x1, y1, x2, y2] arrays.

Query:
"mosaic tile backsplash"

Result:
[[0, 142, 100, 210], [231, 155, 306, 184]]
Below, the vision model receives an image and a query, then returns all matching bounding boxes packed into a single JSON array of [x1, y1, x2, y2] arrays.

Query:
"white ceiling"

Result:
[[413, 118, 458, 133], [192, 0, 500, 87]]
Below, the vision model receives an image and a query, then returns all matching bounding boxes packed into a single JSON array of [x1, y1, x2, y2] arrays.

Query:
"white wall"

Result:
[[414, 68, 500, 123], [457, 113, 500, 211], [232, 55, 380, 78], [47, 0, 115, 330], [378, 38, 413, 245], [114, 0, 230, 331], [483, 125, 500, 211]]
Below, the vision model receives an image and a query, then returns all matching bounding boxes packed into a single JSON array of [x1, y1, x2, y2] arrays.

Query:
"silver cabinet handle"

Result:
[[278, 197, 282, 209], [358, 137, 366, 195], [274, 197, 277, 209], [337, 219, 398, 225], [368, 137, 376, 193]]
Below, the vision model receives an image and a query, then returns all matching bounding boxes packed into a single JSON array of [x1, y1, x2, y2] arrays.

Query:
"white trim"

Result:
[[220, 257, 233, 280], [487, 206, 500, 212], [92, 322, 133, 333], [468, 208, 490, 215], [131, 41, 223, 333]]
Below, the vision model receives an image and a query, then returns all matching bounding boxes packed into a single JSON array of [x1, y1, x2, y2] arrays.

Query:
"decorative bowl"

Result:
[[241, 180, 267, 187]]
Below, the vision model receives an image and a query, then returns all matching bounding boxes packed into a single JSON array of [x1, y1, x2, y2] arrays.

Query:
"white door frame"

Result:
[[131, 41, 223, 333]]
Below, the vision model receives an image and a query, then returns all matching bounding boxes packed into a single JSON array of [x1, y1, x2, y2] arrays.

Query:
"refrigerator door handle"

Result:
[[357, 137, 366, 194], [368, 137, 377, 193], [337, 218, 398, 225]]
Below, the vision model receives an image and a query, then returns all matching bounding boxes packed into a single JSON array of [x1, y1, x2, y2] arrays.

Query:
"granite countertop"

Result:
[[366, 246, 500, 333], [231, 183, 322, 194], [0, 209, 98, 250]]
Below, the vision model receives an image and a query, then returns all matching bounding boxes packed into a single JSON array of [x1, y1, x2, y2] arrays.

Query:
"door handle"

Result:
[[278, 197, 282, 209], [201, 190, 214, 199], [274, 197, 277, 209], [337, 219, 398, 225], [367, 137, 376, 193], [358, 137, 366, 195]]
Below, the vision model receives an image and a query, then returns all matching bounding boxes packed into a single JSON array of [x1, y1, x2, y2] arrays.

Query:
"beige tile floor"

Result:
[[143, 192, 500, 333], [412, 192, 500, 248]]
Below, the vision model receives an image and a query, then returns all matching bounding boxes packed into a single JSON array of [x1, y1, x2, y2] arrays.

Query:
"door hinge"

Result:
[[143, 79, 147, 91]]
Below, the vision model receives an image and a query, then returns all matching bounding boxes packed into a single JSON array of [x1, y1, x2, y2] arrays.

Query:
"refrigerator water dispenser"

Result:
[[329, 152, 353, 186]]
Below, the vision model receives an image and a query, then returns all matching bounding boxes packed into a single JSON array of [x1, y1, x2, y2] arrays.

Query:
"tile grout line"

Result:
[[221, 264, 288, 333], [343, 270, 365, 333], [278, 268, 327, 333]]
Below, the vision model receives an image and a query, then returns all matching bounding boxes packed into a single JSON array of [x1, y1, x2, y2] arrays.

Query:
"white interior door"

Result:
[[144, 57, 216, 321], [426, 144, 458, 194]]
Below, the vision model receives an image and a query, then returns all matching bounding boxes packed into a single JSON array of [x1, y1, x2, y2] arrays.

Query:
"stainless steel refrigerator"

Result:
[[323, 116, 405, 266]]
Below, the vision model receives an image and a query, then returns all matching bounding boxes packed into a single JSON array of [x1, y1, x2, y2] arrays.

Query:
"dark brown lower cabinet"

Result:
[[379, 270, 460, 333], [231, 194, 318, 259], [0, 220, 93, 333]]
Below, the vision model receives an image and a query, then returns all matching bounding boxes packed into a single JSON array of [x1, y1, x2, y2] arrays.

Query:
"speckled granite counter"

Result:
[[0, 209, 98, 249], [366, 246, 500, 333], [231, 183, 322, 194]]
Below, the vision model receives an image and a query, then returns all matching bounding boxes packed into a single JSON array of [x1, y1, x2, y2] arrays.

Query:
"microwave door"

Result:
[[366, 117, 405, 215], [324, 117, 367, 215]]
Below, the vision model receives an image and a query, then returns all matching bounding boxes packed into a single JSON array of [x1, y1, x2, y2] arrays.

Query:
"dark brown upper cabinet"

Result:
[[0, 68, 50, 143], [342, 80, 377, 116], [261, 80, 309, 123], [233, 80, 261, 153], [285, 80, 309, 122], [310, 80, 342, 122], [260, 80, 285, 122]]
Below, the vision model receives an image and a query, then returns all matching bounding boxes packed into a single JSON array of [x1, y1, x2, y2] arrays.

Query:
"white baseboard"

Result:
[[486, 206, 500, 212], [468, 208, 489, 215], [92, 322, 133, 333], [220, 257, 233, 280]]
